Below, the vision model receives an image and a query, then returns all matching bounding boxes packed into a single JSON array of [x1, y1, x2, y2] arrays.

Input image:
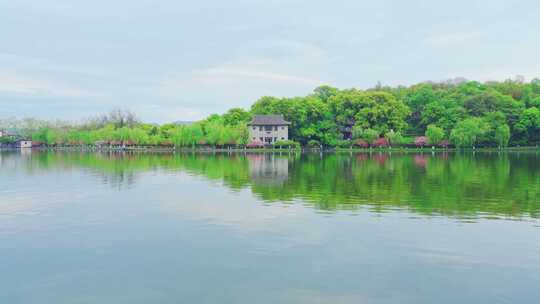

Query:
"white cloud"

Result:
[[194, 65, 323, 86], [154, 61, 326, 117], [423, 32, 482, 47], [0, 73, 94, 97], [1, 0, 540, 121], [133, 104, 203, 122]]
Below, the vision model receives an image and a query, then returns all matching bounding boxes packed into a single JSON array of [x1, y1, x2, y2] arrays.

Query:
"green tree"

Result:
[[386, 130, 404, 146], [222, 108, 252, 126], [515, 107, 540, 144], [353, 128, 379, 145], [312, 85, 339, 102], [329, 90, 410, 135], [450, 118, 489, 147], [425, 125, 445, 146], [495, 124, 511, 147]]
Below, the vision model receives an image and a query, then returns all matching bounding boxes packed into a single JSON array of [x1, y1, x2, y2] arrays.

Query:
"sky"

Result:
[[1, 0, 539, 123]]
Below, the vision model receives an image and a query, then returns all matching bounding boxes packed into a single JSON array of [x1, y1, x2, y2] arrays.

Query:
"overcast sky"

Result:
[[1, 0, 539, 123]]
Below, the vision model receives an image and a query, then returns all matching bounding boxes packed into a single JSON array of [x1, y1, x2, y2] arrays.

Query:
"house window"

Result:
[[281, 137, 284, 140], [252, 137, 256, 140], [281, 126, 285, 130], [274, 137, 277, 142], [264, 125, 273, 131], [259, 126, 263, 131], [274, 126, 278, 131], [259, 137, 263, 142], [252, 127, 256, 130]]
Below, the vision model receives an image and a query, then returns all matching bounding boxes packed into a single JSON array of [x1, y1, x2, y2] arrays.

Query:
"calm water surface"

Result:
[[1, 151, 539, 303]]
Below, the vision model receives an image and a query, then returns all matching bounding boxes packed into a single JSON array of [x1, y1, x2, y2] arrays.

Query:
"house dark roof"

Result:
[[249, 115, 290, 126]]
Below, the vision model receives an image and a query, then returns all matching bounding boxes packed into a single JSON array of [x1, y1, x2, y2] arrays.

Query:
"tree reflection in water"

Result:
[[3, 150, 539, 219]]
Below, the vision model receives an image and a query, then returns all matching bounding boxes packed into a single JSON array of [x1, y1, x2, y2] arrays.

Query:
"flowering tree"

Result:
[[414, 136, 428, 148], [246, 140, 264, 149], [439, 139, 449, 148], [372, 137, 389, 147], [354, 139, 369, 148]]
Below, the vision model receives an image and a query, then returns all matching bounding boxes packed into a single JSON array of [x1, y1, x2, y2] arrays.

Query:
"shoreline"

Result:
[[1, 146, 539, 154]]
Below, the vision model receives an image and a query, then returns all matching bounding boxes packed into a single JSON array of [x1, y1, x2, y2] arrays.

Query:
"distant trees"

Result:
[[171, 124, 204, 147], [84, 109, 139, 129], [28, 111, 248, 148], [328, 90, 410, 135], [222, 108, 252, 126], [14, 78, 540, 149]]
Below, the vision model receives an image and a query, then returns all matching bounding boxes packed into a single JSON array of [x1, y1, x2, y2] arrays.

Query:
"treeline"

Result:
[[29, 111, 250, 148], [248, 78, 540, 147], [5, 77, 540, 148]]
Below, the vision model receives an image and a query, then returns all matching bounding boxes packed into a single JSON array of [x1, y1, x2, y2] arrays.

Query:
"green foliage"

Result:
[[515, 107, 540, 144], [312, 85, 339, 102], [353, 128, 379, 145], [335, 140, 353, 148], [425, 125, 445, 145], [222, 108, 252, 126], [495, 124, 511, 147], [21, 78, 540, 148], [273, 140, 300, 149], [307, 139, 321, 148], [450, 118, 489, 147], [385, 130, 404, 146], [251, 95, 340, 145], [171, 124, 204, 147], [0, 136, 14, 144], [329, 90, 410, 135]]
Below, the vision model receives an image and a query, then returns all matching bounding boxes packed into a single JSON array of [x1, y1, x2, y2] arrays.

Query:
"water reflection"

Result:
[[1, 150, 539, 220], [2, 150, 539, 304], [248, 154, 289, 185]]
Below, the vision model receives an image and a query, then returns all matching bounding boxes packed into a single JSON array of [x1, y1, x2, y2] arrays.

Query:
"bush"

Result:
[[307, 139, 321, 148], [401, 136, 415, 145], [372, 138, 389, 147], [273, 140, 299, 149], [414, 136, 428, 147], [336, 140, 353, 148]]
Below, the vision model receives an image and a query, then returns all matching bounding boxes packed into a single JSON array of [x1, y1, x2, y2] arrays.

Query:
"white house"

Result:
[[248, 115, 290, 145], [16, 140, 32, 149]]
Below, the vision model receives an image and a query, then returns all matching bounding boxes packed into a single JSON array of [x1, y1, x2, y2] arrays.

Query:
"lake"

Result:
[[1, 150, 539, 303]]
